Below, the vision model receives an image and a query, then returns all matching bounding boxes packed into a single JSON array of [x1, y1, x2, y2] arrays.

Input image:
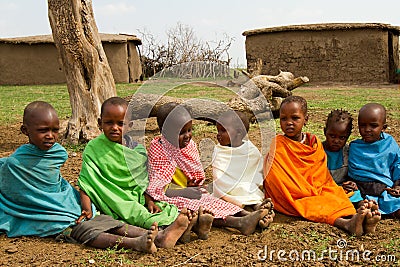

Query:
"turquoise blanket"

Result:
[[0, 143, 91, 237]]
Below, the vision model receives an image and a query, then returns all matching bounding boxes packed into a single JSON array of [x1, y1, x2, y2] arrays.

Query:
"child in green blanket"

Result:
[[78, 97, 196, 247]]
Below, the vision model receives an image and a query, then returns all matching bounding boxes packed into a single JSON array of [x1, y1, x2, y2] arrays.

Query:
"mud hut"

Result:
[[243, 23, 400, 84], [0, 33, 142, 85]]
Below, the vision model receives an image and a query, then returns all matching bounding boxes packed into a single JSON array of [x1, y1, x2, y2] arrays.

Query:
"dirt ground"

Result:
[[0, 86, 399, 266]]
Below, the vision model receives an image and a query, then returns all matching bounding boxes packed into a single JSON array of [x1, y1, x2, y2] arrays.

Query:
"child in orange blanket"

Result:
[[263, 95, 380, 236]]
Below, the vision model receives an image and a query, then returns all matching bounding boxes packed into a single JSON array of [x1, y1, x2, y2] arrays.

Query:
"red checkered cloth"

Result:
[[147, 136, 243, 219]]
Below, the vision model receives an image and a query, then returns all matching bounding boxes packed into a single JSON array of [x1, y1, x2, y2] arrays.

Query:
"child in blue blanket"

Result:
[[322, 109, 363, 205], [348, 103, 400, 218]]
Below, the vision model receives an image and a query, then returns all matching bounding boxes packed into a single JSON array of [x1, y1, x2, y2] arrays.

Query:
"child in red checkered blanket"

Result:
[[146, 102, 274, 238]]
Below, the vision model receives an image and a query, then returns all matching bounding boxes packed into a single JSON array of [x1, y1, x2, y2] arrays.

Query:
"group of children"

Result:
[[0, 93, 399, 253]]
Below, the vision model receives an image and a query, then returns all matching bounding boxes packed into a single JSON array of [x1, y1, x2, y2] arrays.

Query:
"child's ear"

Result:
[[382, 123, 388, 131], [304, 114, 309, 126], [323, 127, 327, 135], [97, 118, 102, 130], [20, 125, 28, 136]]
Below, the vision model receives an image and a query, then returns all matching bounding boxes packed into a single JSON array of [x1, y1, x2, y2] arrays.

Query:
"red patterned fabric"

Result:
[[147, 136, 243, 218]]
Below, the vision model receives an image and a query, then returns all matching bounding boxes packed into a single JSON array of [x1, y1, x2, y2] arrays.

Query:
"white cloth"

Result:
[[211, 140, 264, 205]]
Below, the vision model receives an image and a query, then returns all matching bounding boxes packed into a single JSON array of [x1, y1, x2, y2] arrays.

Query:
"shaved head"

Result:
[[23, 101, 58, 126], [21, 101, 60, 150], [359, 103, 386, 125]]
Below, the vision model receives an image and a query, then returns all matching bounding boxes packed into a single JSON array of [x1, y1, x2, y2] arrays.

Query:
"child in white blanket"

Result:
[[211, 110, 273, 214]]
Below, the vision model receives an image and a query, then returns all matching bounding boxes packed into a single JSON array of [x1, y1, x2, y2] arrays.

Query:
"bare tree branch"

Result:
[[138, 22, 234, 78]]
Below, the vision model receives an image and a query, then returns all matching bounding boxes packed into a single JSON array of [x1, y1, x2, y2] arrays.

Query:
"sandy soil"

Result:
[[0, 86, 399, 266]]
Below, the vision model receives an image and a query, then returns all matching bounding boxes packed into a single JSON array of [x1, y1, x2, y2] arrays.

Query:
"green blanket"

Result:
[[78, 134, 178, 229]]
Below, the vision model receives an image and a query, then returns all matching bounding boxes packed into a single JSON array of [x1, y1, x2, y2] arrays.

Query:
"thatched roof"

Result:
[[243, 23, 400, 37], [0, 33, 141, 45]]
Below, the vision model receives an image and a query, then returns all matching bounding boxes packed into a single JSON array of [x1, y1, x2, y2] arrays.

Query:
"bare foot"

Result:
[[155, 208, 189, 248], [194, 206, 214, 240], [138, 222, 158, 253], [119, 222, 158, 253], [348, 204, 368, 237], [254, 199, 275, 228], [356, 199, 368, 208], [259, 210, 275, 229], [364, 209, 381, 234], [254, 198, 274, 211], [238, 209, 269, 235], [179, 209, 198, 244], [366, 199, 379, 211]]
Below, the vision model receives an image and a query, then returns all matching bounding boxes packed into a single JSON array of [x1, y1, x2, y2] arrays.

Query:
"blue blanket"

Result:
[[0, 143, 93, 237], [325, 146, 363, 203], [348, 133, 400, 214]]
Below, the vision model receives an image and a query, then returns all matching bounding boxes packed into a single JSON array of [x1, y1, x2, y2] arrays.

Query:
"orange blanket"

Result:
[[263, 134, 356, 225]]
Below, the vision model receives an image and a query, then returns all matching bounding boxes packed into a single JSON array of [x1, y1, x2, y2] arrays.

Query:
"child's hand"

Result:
[[147, 200, 162, 213], [76, 210, 92, 224], [342, 181, 358, 193], [144, 192, 162, 213], [385, 186, 400, 197], [166, 187, 203, 199]]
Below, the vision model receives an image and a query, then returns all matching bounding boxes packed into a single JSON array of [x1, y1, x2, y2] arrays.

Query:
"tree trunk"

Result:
[[241, 71, 309, 112], [127, 92, 272, 125], [48, 0, 116, 144], [128, 93, 232, 123], [127, 71, 308, 123]]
